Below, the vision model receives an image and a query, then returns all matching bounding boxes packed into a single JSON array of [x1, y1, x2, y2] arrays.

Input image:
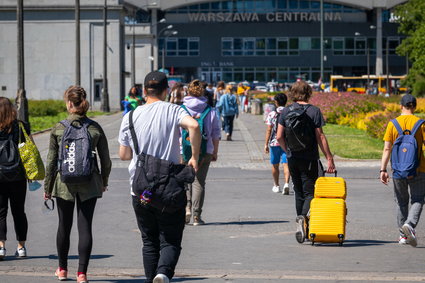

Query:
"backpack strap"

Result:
[[391, 119, 404, 136], [411, 119, 425, 136], [199, 106, 211, 121], [181, 105, 190, 115], [128, 110, 140, 155]]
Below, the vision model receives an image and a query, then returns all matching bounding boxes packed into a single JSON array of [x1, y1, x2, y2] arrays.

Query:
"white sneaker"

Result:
[[0, 247, 5, 259], [399, 236, 409, 245], [272, 185, 280, 193], [282, 183, 290, 195], [15, 247, 27, 257], [402, 223, 417, 247], [153, 274, 169, 283]]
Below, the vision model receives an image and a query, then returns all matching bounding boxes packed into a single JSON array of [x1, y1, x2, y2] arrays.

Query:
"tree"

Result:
[[394, 0, 425, 95]]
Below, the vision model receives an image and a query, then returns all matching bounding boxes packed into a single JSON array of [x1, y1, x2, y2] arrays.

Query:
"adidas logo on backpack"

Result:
[[59, 119, 95, 184]]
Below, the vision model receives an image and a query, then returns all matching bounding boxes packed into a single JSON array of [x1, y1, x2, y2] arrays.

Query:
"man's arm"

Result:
[[180, 115, 201, 171], [380, 141, 392, 185], [315, 127, 336, 173], [276, 124, 287, 152], [264, 125, 272, 153], [119, 145, 132, 161]]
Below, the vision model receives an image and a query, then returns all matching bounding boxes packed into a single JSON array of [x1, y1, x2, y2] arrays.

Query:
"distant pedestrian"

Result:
[[125, 86, 144, 110], [170, 82, 185, 105], [380, 94, 425, 247], [201, 81, 215, 107], [44, 86, 112, 283], [118, 71, 201, 283], [237, 82, 249, 113], [276, 80, 335, 244], [214, 81, 225, 106], [182, 80, 221, 225], [0, 97, 31, 259], [264, 93, 291, 195], [217, 84, 239, 141]]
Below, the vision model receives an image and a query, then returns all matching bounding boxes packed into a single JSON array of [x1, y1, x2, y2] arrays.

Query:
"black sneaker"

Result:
[[295, 215, 306, 244]]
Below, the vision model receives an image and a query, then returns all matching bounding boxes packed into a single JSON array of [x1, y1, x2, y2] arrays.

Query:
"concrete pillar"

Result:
[[375, 8, 383, 75], [152, 8, 158, 71]]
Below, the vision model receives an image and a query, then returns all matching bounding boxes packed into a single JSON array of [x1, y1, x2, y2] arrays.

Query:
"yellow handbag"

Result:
[[18, 122, 45, 180]]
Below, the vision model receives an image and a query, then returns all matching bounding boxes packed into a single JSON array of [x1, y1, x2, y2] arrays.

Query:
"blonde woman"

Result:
[[216, 84, 239, 141]]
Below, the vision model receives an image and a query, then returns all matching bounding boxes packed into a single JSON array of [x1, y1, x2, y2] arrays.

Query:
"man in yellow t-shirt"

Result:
[[380, 94, 425, 247], [237, 82, 250, 113]]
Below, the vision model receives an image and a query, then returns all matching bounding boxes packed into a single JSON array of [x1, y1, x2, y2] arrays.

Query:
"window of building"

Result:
[[256, 38, 266, 56], [355, 37, 366, 55], [160, 37, 200, 57], [333, 38, 344, 55], [299, 37, 311, 50], [278, 38, 288, 55], [344, 38, 354, 55], [234, 38, 243, 56], [244, 38, 255, 56], [267, 38, 277, 55], [289, 38, 299, 55]]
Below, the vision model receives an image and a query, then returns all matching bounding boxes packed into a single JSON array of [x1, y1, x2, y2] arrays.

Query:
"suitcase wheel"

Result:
[[310, 233, 316, 246], [338, 234, 344, 246]]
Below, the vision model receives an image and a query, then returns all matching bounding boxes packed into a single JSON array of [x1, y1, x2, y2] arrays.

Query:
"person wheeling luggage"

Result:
[[276, 80, 335, 244], [118, 71, 201, 283], [380, 94, 425, 247], [44, 86, 112, 283]]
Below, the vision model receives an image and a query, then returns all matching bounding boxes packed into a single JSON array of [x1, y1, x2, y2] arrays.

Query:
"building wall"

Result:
[[0, 6, 125, 110]]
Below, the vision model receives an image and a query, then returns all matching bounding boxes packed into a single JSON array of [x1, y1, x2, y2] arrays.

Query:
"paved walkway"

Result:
[[1, 111, 424, 283]]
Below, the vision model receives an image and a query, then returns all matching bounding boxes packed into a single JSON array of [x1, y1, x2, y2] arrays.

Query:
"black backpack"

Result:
[[0, 132, 23, 182], [128, 110, 195, 213], [283, 104, 316, 152], [58, 118, 95, 184]]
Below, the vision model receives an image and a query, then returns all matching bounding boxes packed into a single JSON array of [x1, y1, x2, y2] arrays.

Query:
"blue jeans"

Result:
[[222, 115, 235, 136], [239, 95, 246, 112]]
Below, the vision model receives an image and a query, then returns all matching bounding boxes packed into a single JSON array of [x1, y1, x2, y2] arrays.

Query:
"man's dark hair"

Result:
[[274, 92, 288, 107], [145, 85, 165, 97]]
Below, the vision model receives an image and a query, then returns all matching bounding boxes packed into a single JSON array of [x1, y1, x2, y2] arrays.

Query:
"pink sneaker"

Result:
[[55, 268, 68, 281], [77, 273, 88, 283]]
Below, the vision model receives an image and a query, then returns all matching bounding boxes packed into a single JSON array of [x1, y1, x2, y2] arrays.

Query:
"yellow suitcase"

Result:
[[314, 176, 346, 199], [309, 198, 346, 246]]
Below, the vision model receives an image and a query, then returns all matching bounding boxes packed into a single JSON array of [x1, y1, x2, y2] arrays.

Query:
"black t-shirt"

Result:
[[278, 103, 325, 160]]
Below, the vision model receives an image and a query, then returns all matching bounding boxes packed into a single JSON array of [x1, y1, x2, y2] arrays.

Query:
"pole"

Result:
[[131, 13, 135, 86], [16, 0, 28, 125], [101, 0, 110, 112], [367, 42, 370, 94], [320, 0, 324, 81], [75, 0, 81, 85], [152, 9, 158, 71], [162, 46, 165, 71], [386, 38, 390, 95], [376, 8, 383, 75]]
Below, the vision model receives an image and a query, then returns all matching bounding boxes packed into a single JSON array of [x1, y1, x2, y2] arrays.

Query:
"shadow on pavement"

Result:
[[205, 220, 288, 226], [91, 278, 207, 282], [48, 254, 114, 260], [311, 240, 394, 247]]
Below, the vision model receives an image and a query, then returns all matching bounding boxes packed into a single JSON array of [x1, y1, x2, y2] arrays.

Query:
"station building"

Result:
[[0, 0, 409, 110]]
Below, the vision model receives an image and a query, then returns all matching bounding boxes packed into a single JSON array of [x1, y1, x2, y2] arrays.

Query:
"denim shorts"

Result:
[[270, 146, 287, 165]]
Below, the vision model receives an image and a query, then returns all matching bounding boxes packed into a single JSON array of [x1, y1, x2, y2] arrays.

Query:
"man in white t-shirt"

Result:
[[118, 71, 201, 283]]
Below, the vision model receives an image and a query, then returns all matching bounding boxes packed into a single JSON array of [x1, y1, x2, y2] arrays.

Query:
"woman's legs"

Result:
[[56, 198, 75, 270], [76, 196, 97, 274], [9, 180, 28, 244]]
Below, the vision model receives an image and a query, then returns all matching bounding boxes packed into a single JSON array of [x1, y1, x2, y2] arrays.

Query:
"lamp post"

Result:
[[16, 0, 28, 125], [320, 0, 324, 82], [161, 31, 178, 71], [156, 24, 173, 71], [129, 3, 158, 86], [75, 0, 80, 85], [386, 38, 390, 95], [150, 17, 166, 72]]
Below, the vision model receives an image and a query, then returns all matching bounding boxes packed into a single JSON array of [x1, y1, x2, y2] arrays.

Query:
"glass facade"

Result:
[[221, 37, 400, 56], [159, 37, 200, 56], [169, 0, 361, 14]]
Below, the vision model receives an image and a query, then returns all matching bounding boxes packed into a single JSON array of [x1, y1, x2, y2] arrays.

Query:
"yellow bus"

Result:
[[330, 75, 407, 94]]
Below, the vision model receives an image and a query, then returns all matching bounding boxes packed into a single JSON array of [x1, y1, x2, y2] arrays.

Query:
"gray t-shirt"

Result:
[[118, 101, 189, 193]]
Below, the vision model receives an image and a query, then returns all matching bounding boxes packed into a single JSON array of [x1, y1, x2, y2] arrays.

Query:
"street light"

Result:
[[161, 31, 178, 71], [129, 3, 158, 86], [149, 18, 166, 71], [154, 24, 173, 70], [355, 32, 370, 94]]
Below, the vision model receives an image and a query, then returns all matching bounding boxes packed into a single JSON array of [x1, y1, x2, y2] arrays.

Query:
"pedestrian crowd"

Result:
[[0, 73, 423, 283]]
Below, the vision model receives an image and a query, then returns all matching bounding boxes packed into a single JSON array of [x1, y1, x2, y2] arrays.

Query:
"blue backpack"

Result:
[[391, 119, 424, 179], [181, 105, 211, 163]]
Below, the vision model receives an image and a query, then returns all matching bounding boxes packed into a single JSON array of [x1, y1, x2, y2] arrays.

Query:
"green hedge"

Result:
[[28, 100, 66, 117]]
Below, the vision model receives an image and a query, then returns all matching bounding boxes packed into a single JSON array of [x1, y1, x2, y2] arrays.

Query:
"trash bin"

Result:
[[250, 99, 263, 115]]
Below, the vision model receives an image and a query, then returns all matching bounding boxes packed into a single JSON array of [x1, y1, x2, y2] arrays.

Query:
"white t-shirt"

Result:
[[265, 106, 285, 147], [118, 101, 189, 193]]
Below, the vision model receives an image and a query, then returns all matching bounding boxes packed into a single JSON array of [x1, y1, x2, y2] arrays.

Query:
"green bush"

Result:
[[413, 77, 425, 97], [28, 100, 66, 117], [365, 111, 399, 140]]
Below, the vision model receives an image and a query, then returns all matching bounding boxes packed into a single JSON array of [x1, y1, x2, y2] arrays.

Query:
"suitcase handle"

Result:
[[319, 161, 337, 177], [324, 171, 338, 177]]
